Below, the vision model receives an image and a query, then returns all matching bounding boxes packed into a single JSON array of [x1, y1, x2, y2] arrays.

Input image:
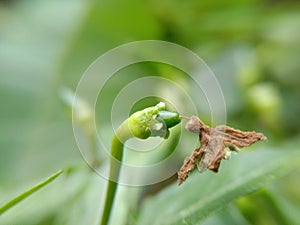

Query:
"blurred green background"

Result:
[[1, 0, 300, 224]]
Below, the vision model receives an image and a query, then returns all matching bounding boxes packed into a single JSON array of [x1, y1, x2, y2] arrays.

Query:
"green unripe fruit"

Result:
[[157, 110, 181, 129], [127, 103, 181, 139]]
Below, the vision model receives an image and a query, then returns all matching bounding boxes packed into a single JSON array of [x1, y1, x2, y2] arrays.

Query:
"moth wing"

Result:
[[197, 153, 208, 173]]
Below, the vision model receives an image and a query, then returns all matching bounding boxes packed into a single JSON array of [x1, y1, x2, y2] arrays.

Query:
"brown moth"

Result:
[[177, 116, 267, 185]]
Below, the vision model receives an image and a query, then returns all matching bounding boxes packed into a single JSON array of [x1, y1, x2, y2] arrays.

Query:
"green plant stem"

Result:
[[0, 169, 63, 215], [89, 127, 101, 168], [100, 119, 133, 225], [99, 103, 181, 225]]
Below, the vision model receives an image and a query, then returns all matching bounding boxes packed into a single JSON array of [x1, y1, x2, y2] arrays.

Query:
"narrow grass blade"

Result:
[[0, 169, 63, 215]]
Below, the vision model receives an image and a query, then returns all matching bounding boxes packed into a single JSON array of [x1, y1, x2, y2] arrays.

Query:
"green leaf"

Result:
[[0, 170, 63, 215], [137, 148, 300, 225], [201, 203, 251, 225]]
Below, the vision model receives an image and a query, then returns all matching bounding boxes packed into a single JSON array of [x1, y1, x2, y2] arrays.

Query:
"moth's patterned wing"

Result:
[[215, 125, 267, 148], [178, 116, 267, 185], [196, 154, 207, 173]]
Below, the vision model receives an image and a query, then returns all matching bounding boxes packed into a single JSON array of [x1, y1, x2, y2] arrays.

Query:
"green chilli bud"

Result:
[[127, 102, 181, 140], [157, 110, 181, 129], [128, 102, 166, 139]]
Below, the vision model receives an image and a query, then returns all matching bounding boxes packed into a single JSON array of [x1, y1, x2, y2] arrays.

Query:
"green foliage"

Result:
[[0, 170, 63, 215], [137, 148, 300, 225], [1, 0, 300, 225]]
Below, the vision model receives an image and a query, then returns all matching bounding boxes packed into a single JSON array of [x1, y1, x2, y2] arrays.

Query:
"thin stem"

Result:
[[100, 120, 133, 225], [89, 127, 101, 168], [99, 103, 181, 225]]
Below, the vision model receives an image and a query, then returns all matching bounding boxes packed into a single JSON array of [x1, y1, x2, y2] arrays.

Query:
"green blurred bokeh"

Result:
[[0, 0, 300, 224]]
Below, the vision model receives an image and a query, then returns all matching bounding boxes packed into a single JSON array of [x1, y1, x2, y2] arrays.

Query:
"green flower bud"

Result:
[[157, 110, 181, 129], [127, 102, 181, 139], [128, 102, 166, 139]]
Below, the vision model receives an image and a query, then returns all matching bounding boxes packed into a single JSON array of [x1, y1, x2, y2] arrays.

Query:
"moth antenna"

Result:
[[180, 115, 191, 120]]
